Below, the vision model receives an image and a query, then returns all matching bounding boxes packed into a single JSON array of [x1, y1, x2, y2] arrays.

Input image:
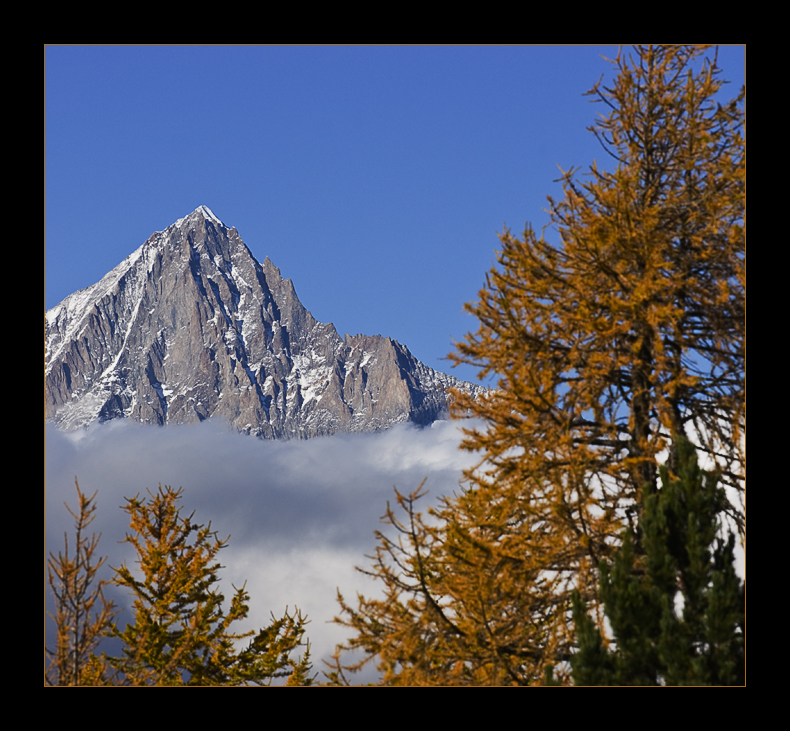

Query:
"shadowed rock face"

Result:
[[45, 206, 485, 439]]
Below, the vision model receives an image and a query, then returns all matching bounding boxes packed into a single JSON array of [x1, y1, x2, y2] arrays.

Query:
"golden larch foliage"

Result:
[[330, 45, 744, 685]]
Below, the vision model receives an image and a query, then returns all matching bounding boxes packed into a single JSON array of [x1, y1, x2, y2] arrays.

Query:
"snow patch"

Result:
[[174, 205, 225, 229]]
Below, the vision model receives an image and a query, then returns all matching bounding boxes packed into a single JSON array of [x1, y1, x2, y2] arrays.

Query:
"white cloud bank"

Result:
[[45, 416, 743, 683], [45, 417, 483, 682]]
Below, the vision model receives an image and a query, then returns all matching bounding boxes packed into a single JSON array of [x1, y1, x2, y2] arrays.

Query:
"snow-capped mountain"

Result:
[[45, 206, 485, 439]]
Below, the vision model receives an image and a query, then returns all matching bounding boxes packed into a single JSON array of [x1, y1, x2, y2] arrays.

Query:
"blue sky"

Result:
[[45, 45, 746, 385]]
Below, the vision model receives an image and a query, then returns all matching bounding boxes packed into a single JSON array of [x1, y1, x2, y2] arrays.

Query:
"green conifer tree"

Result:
[[570, 438, 745, 685]]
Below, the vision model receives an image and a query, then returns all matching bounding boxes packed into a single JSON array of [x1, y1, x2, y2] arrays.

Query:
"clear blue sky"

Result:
[[44, 45, 745, 384]]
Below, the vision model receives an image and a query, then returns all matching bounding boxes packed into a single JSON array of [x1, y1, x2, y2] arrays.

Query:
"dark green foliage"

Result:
[[571, 439, 744, 685]]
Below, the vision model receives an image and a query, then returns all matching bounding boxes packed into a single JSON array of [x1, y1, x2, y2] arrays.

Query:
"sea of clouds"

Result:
[[45, 417, 484, 683], [45, 415, 743, 684]]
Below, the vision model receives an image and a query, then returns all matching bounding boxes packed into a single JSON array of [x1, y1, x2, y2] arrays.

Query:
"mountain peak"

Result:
[[175, 205, 225, 229], [45, 210, 486, 439]]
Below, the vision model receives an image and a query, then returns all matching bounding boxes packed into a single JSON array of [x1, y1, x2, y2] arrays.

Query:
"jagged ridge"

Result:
[[45, 206, 485, 439]]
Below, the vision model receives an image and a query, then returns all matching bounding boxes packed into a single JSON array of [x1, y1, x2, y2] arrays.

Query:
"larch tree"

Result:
[[330, 45, 744, 685], [45, 480, 118, 686], [110, 485, 313, 686]]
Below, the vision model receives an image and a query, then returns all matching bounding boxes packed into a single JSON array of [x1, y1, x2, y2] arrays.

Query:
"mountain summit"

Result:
[[45, 206, 485, 439]]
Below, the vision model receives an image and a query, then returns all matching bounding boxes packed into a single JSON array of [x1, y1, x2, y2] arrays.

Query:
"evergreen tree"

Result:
[[331, 45, 744, 685], [45, 480, 118, 686], [570, 438, 744, 685], [110, 485, 313, 686]]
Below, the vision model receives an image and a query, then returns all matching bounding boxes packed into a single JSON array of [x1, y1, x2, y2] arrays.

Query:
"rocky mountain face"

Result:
[[45, 206, 485, 439]]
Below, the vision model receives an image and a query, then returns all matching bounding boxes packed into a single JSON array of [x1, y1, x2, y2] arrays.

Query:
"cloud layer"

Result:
[[46, 416, 743, 683], [45, 417, 483, 682]]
